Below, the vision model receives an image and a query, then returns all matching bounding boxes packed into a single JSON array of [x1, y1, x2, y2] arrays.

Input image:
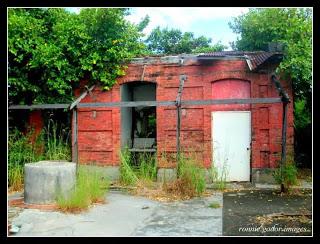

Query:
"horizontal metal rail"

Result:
[[77, 101, 175, 108], [182, 98, 282, 106], [77, 98, 282, 108], [8, 104, 70, 109], [8, 98, 282, 110]]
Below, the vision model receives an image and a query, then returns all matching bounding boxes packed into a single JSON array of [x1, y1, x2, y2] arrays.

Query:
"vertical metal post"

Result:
[[176, 105, 181, 157], [280, 102, 288, 192], [271, 74, 290, 192], [176, 75, 186, 158], [72, 108, 78, 167]]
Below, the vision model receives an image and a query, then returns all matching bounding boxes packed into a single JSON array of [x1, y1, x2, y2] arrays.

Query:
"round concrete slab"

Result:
[[24, 161, 76, 204]]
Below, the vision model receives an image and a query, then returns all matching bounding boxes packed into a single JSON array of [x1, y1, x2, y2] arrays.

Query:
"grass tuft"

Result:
[[56, 166, 109, 213], [208, 202, 221, 208]]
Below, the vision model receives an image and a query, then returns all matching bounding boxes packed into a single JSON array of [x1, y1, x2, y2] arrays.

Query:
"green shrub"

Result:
[[56, 166, 109, 212]]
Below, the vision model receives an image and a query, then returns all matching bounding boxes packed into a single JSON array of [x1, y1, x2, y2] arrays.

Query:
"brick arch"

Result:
[[211, 78, 251, 111], [118, 79, 157, 86], [209, 71, 251, 81]]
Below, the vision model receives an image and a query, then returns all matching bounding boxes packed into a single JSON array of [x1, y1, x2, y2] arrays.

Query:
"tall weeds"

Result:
[[8, 129, 44, 191], [45, 119, 71, 161], [137, 152, 157, 183], [273, 155, 298, 191], [208, 163, 229, 190], [8, 120, 71, 191], [162, 152, 206, 197], [119, 148, 157, 186], [176, 153, 206, 196], [119, 148, 138, 186]]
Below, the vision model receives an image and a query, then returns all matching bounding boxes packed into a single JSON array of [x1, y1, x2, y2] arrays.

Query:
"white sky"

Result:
[[66, 7, 250, 50]]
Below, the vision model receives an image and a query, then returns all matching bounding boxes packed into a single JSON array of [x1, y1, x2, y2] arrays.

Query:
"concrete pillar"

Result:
[[24, 161, 76, 204]]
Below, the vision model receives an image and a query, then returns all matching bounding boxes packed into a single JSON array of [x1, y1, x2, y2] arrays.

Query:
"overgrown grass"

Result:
[[163, 152, 206, 197], [119, 148, 207, 199], [8, 129, 44, 191], [56, 166, 109, 213], [176, 153, 206, 196], [136, 152, 157, 183], [45, 119, 71, 161], [8, 121, 71, 191], [119, 148, 138, 186], [119, 148, 158, 186]]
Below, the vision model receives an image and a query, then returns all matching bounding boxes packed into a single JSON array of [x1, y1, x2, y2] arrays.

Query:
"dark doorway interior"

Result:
[[120, 82, 156, 152]]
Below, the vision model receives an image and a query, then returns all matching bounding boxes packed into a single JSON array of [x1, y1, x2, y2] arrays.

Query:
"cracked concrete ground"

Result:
[[10, 190, 223, 237]]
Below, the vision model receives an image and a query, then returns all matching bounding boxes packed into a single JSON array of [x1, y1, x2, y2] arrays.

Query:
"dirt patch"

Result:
[[254, 213, 312, 226], [122, 180, 212, 202], [9, 198, 58, 211], [8, 196, 106, 214]]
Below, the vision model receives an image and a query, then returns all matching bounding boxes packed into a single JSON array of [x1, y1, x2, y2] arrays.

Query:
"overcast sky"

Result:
[[65, 7, 250, 50]]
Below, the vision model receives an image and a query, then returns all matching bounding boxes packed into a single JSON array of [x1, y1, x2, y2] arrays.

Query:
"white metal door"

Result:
[[212, 111, 251, 181]]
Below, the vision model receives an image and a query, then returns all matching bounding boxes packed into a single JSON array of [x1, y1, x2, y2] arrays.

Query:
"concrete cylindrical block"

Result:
[[24, 161, 76, 204]]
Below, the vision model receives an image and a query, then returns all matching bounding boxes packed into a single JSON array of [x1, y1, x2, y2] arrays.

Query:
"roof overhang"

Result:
[[197, 51, 283, 71]]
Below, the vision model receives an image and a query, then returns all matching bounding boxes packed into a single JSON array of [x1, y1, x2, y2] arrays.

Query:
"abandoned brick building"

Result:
[[27, 51, 294, 182]]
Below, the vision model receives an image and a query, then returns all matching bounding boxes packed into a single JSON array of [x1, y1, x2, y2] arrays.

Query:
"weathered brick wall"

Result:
[[74, 57, 294, 169], [74, 81, 121, 166]]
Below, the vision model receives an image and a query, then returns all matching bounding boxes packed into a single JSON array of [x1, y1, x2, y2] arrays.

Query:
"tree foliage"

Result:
[[8, 8, 147, 104], [145, 26, 225, 55], [229, 8, 312, 100]]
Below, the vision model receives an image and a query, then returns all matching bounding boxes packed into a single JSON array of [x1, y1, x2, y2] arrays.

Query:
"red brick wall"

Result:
[[74, 57, 294, 169], [74, 85, 121, 166], [28, 110, 43, 141], [27, 110, 44, 154]]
